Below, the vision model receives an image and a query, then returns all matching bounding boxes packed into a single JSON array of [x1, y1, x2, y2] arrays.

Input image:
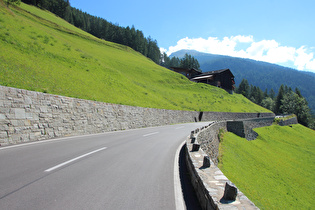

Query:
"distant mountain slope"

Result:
[[170, 50, 315, 112]]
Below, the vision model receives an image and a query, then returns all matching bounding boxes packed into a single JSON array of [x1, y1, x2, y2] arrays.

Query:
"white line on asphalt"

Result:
[[174, 140, 186, 210], [175, 126, 185, 130], [143, 132, 159, 137], [44, 147, 107, 172]]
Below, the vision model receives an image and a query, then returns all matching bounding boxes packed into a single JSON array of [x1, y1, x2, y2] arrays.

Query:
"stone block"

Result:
[[0, 131, 8, 139], [24, 95, 32, 104], [191, 137, 196, 143], [203, 156, 211, 168], [39, 113, 52, 119], [40, 106, 48, 113], [11, 120, 25, 127], [0, 114, 6, 120], [25, 112, 33, 119], [14, 108, 26, 119], [192, 143, 200, 152], [223, 181, 237, 201], [24, 120, 31, 126]]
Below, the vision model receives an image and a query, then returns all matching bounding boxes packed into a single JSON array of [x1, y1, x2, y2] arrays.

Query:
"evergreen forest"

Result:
[[20, 0, 161, 63], [236, 79, 315, 129]]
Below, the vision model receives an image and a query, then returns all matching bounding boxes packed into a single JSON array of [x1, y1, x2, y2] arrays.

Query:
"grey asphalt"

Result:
[[0, 122, 209, 210]]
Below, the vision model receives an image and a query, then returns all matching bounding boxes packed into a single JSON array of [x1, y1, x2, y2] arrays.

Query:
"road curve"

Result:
[[0, 122, 209, 210]]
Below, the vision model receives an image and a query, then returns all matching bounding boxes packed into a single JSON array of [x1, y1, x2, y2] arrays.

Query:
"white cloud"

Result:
[[306, 58, 315, 70], [165, 35, 315, 73], [294, 46, 314, 70], [231, 35, 253, 43]]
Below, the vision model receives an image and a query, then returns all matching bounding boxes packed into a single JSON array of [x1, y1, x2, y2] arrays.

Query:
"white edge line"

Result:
[[174, 140, 186, 210], [143, 132, 159, 137], [175, 126, 185, 130], [44, 147, 107, 172], [0, 125, 169, 151]]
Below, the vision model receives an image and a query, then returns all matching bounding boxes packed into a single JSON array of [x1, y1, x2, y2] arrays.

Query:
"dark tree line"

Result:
[[21, 0, 161, 63], [19, 1, 199, 67], [160, 53, 200, 70], [4, 0, 21, 6], [236, 79, 314, 129]]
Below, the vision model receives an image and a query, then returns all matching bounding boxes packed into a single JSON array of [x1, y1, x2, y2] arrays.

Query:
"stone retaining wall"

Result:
[[0, 86, 200, 146], [196, 121, 226, 165], [278, 117, 298, 126], [227, 117, 274, 140], [186, 123, 259, 209], [196, 117, 274, 165], [0, 85, 274, 146]]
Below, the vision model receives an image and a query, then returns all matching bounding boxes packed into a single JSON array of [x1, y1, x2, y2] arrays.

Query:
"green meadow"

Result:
[[0, 2, 269, 113], [218, 124, 315, 209]]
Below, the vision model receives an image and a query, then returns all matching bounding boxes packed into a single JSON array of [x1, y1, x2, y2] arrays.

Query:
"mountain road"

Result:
[[0, 122, 210, 210]]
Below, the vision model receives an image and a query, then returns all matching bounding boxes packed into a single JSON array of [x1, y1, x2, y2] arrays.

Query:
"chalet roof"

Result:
[[170, 67, 202, 73], [198, 68, 234, 77]]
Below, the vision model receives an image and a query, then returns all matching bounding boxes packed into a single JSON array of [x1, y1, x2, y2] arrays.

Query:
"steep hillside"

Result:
[[171, 50, 315, 112], [0, 3, 269, 113], [219, 124, 315, 209]]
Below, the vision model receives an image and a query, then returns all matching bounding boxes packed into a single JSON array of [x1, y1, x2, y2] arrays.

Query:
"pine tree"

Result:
[[269, 88, 276, 99], [295, 87, 302, 98], [275, 85, 285, 114], [237, 79, 250, 98]]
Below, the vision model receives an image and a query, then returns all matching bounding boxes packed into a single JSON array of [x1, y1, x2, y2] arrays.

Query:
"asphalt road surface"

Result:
[[0, 122, 210, 210]]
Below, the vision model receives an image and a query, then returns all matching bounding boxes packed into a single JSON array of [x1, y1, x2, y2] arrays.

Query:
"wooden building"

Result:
[[170, 67, 202, 79], [191, 69, 235, 93]]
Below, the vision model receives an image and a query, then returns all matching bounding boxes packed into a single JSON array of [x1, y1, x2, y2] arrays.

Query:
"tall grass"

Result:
[[0, 2, 270, 113], [218, 124, 315, 209]]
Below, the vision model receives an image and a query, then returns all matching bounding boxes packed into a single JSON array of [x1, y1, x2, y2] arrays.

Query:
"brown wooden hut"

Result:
[[191, 69, 235, 93]]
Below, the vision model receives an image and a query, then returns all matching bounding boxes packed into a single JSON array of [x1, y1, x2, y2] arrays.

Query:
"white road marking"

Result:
[[44, 147, 107, 172], [175, 126, 185, 130], [143, 132, 159, 137], [174, 140, 186, 210]]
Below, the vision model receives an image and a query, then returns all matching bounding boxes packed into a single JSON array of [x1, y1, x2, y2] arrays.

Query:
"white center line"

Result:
[[143, 132, 159, 137], [45, 147, 107, 172]]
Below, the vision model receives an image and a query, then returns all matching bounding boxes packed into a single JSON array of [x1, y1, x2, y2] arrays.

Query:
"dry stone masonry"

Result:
[[0, 85, 275, 146], [186, 124, 260, 209], [0, 86, 200, 146]]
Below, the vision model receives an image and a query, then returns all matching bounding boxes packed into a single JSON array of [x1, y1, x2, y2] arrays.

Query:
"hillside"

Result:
[[0, 2, 269, 113], [219, 124, 315, 209], [170, 50, 315, 112]]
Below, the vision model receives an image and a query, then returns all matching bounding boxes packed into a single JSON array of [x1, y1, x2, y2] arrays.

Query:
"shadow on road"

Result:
[[178, 145, 202, 210]]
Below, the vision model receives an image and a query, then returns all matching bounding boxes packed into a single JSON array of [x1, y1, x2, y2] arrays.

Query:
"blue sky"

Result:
[[70, 0, 315, 73]]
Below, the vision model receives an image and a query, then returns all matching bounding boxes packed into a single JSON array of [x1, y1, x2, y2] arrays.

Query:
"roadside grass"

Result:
[[218, 124, 315, 209], [0, 2, 269, 113]]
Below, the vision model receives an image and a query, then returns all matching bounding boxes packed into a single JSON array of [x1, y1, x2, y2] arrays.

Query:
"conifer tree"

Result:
[[237, 79, 250, 98], [275, 84, 285, 114]]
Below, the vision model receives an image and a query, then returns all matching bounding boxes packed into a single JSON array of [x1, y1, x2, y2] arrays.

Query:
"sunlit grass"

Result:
[[0, 2, 270, 113], [218, 124, 315, 209]]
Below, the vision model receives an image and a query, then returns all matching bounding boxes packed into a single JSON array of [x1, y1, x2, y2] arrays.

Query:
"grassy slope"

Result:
[[0, 2, 270, 113], [218, 124, 315, 209]]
